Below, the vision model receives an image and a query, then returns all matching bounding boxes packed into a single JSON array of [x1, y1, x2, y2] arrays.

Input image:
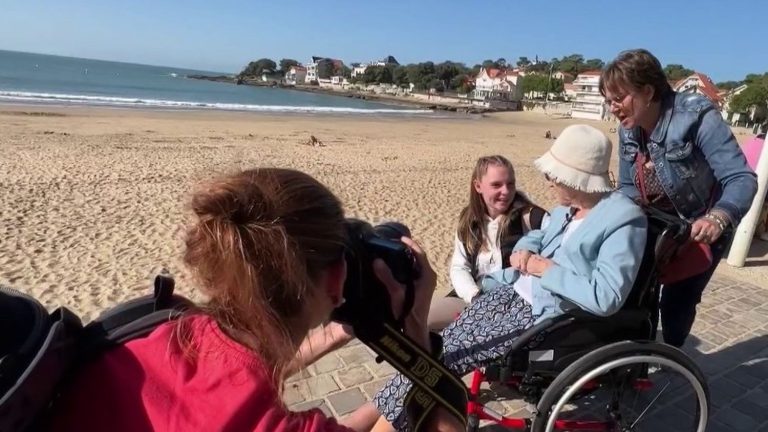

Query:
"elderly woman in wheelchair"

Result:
[[364, 125, 709, 432]]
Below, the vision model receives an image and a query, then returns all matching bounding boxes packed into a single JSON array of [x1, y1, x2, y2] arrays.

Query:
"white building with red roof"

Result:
[[285, 65, 307, 85], [563, 83, 578, 101], [673, 72, 722, 108], [472, 67, 522, 103], [306, 56, 344, 83], [571, 70, 606, 121]]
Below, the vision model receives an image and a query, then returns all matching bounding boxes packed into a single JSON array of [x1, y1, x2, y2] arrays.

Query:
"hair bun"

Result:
[[191, 174, 273, 228]]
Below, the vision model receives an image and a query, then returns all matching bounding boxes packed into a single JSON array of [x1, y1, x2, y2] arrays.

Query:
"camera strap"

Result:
[[355, 323, 468, 431]]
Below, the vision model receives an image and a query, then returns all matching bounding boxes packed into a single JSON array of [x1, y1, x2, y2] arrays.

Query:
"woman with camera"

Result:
[[600, 48, 757, 347], [428, 155, 548, 330], [51, 168, 461, 432], [369, 125, 648, 431]]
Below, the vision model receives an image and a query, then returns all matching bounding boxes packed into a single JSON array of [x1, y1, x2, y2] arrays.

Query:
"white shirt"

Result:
[[512, 217, 585, 304], [449, 213, 551, 303]]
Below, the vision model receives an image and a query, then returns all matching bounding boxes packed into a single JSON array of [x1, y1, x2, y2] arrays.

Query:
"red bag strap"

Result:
[[635, 151, 649, 205]]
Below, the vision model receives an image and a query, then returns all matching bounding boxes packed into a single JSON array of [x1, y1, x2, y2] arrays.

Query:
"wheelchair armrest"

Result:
[[501, 313, 579, 362]]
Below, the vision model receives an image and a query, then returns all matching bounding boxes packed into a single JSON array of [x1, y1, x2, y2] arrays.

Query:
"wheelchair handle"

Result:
[[643, 206, 691, 244]]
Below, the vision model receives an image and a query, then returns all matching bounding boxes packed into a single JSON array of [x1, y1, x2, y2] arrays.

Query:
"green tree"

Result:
[[360, 66, 393, 84], [520, 74, 546, 95], [361, 66, 379, 84], [549, 78, 564, 94], [376, 66, 393, 84], [458, 81, 475, 94], [406, 62, 437, 90], [517, 56, 531, 68], [428, 78, 445, 92], [393, 67, 410, 87], [717, 81, 742, 91], [240, 58, 277, 77], [435, 61, 468, 89], [317, 60, 335, 79], [730, 84, 768, 114], [527, 61, 550, 73], [663, 64, 694, 81], [279, 59, 300, 74], [481, 59, 498, 69], [581, 58, 605, 72], [331, 62, 347, 77], [450, 74, 472, 91], [744, 73, 764, 85], [556, 54, 585, 75], [520, 74, 563, 98]]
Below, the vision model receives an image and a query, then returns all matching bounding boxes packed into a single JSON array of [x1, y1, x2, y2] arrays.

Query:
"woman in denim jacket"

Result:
[[600, 49, 758, 347]]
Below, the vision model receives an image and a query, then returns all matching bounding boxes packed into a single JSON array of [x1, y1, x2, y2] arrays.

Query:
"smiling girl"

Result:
[[427, 155, 548, 330]]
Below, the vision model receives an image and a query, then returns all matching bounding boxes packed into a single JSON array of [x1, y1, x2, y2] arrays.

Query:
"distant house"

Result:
[[720, 84, 748, 119], [553, 71, 575, 83], [571, 70, 606, 121], [563, 83, 578, 101], [351, 65, 368, 78], [306, 56, 344, 83], [285, 65, 307, 85], [351, 56, 399, 78], [673, 72, 722, 108], [472, 67, 522, 103]]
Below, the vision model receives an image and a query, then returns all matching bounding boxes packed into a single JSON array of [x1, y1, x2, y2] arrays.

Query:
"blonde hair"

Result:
[[457, 155, 533, 257]]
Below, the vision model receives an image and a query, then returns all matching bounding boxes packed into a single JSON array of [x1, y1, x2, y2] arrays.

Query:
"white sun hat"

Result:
[[534, 124, 614, 193]]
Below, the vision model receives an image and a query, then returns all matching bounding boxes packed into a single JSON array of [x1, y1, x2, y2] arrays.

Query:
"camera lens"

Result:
[[374, 222, 411, 240]]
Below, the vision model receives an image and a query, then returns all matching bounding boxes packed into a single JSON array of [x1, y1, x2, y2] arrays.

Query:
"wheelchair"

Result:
[[464, 207, 710, 432]]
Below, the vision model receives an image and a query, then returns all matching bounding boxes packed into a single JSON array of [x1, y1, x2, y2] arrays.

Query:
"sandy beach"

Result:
[[1, 106, 766, 321]]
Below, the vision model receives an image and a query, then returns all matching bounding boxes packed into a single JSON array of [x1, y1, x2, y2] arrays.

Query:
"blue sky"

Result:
[[1, 0, 765, 82]]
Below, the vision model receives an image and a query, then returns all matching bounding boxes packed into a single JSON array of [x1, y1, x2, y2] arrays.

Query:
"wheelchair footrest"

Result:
[[484, 365, 501, 382]]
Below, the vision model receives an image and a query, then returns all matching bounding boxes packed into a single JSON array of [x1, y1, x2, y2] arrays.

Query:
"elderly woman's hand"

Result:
[[510, 250, 533, 274], [525, 255, 555, 277]]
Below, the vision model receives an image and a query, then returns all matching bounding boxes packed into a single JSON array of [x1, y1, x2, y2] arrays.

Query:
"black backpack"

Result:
[[0, 272, 192, 432]]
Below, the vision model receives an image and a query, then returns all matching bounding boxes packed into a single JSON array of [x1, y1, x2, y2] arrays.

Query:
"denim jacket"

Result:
[[480, 192, 647, 323], [618, 92, 757, 225]]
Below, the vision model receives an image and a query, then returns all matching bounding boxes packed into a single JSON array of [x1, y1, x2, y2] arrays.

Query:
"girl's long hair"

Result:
[[457, 155, 533, 257]]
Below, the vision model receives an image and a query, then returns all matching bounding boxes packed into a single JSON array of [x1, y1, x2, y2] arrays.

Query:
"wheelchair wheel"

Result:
[[531, 341, 708, 432]]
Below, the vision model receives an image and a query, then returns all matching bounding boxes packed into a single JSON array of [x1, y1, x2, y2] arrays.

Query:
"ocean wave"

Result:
[[0, 90, 431, 114]]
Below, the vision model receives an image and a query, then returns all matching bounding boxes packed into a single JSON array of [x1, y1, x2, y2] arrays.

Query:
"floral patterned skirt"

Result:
[[373, 287, 535, 431]]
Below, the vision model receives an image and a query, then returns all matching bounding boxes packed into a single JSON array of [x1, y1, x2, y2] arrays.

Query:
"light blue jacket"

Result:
[[480, 192, 647, 323]]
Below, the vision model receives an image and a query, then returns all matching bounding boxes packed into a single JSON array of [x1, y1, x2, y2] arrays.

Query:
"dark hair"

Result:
[[457, 155, 533, 257], [599, 48, 672, 102], [183, 168, 345, 387]]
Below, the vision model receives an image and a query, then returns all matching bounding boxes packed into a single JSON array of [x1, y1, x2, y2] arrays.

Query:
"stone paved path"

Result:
[[287, 275, 768, 431]]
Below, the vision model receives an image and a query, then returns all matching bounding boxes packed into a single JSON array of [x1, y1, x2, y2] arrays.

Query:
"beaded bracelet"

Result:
[[704, 213, 728, 231]]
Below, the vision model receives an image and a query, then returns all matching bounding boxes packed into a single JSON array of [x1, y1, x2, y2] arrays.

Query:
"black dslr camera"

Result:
[[331, 219, 420, 331], [331, 219, 469, 430]]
